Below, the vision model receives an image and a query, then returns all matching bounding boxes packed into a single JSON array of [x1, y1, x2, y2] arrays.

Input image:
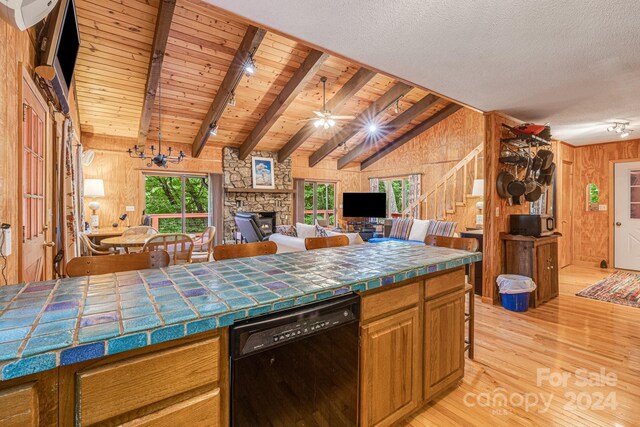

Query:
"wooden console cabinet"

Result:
[[359, 267, 466, 427], [501, 233, 559, 307]]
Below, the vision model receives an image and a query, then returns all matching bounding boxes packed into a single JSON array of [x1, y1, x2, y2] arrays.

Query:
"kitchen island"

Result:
[[0, 241, 480, 426]]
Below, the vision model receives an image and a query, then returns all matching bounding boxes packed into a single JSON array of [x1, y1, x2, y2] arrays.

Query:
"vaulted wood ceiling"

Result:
[[73, 0, 462, 169]]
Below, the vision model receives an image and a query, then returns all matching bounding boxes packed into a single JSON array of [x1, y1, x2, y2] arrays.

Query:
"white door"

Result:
[[614, 161, 640, 270]]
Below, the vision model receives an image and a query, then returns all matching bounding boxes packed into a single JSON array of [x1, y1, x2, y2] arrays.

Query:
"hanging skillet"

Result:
[[507, 165, 526, 197], [496, 170, 515, 199], [525, 184, 542, 202], [537, 149, 554, 170]]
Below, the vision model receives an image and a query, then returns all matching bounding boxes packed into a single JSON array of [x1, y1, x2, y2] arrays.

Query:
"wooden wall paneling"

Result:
[[360, 103, 462, 170], [556, 142, 575, 268], [238, 49, 328, 159], [0, 21, 37, 284], [360, 108, 483, 229], [137, 0, 177, 147], [308, 82, 413, 166], [336, 94, 440, 169], [569, 138, 640, 267]]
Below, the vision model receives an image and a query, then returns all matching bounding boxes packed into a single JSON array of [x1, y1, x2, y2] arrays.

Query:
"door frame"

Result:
[[18, 65, 53, 282], [558, 159, 574, 268], [609, 158, 640, 269]]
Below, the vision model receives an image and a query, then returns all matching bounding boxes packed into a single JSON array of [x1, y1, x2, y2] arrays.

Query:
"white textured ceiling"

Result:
[[206, 0, 640, 146]]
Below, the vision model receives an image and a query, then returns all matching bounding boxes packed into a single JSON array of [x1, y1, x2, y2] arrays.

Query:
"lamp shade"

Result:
[[84, 179, 105, 197], [471, 179, 484, 197]]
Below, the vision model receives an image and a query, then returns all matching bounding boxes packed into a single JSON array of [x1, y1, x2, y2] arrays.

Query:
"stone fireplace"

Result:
[[223, 148, 292, 242]]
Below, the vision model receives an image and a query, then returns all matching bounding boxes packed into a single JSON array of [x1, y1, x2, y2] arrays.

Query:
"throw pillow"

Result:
[[426, 220, 458, 237], [326, 230, 364, 245], [315, 223, 328, 237], [389, 218, 413, 240], [275, 225, 297, 237], [408, 219, 431, 242], [295, 222, 316, 239]]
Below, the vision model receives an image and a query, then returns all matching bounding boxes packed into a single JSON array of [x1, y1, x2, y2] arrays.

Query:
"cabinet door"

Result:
[[424, 290, 465, 401], [535, 244, 552, 303], [360, 307, 421, 427], [0, 370, 57, 427]]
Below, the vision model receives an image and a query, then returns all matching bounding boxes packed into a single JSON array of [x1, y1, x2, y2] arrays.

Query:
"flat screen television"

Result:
[[342, 192, 387, 218], [37, 0, 80, 114]]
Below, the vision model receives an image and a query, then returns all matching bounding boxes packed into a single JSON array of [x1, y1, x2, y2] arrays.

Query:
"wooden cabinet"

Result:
[[0, 370, 57, 426], [360, 282, 421, 427], [60, 330, 227, 427], [423, 290, 465, 400], [423, 268, 465, 401], [501, 233, 559, 307]]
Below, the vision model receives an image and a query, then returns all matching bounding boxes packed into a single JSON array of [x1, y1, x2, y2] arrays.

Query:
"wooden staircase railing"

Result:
[[402, 143, 484, 220]]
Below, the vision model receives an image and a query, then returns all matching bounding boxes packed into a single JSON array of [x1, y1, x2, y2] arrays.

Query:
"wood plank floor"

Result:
[[404, 265, 640, 426]]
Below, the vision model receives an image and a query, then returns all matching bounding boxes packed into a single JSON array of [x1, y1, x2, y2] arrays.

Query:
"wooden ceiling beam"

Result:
[[136, 0, 177, 147], [308, 81, 413, 167], [277, 67, 376, 162], [360, 103, 462, 170], [337, 94, 441, 169], [191, 25, 266, 157], [238, 49, 328, 160]]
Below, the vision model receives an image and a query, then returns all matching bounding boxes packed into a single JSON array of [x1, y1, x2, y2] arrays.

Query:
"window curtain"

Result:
[[408, 174, 421, 218], [62, 119, 81, 268], [369, 177, 378, 192], [210, 173, 224, 245], [293, 178, 305, 224]]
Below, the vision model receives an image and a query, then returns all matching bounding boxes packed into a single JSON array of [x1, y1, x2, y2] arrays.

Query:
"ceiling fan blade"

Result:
[[330, 115, 357, 120], [313, 111, 325, 117]]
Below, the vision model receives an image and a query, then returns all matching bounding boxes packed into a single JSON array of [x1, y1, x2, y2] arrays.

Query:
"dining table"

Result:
[[101, 233, 199, 250]]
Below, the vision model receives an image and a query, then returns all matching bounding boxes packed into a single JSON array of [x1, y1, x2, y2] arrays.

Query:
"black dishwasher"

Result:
[[230, 294, 360, 427]]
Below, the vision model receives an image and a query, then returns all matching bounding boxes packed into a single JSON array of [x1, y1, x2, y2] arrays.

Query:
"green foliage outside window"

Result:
[[144, 176, 209, 233]]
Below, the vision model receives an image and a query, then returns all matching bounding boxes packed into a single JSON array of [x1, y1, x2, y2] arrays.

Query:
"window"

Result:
[[144, 174, 209, 233], [303, 181, 336, 226], [377, 177, 410, 217]]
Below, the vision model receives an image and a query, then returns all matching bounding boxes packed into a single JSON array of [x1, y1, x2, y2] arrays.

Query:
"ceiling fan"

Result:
[[308, 76, 355, 129]]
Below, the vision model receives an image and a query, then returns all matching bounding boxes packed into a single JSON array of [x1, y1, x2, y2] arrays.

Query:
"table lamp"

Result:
[[471, 179, 484, 227], [84, 179, 105, 228]]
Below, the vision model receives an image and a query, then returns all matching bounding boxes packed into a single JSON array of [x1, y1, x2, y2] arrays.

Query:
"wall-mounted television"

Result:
[[342, 192, 387, 218], [37, 0, 79, 114]]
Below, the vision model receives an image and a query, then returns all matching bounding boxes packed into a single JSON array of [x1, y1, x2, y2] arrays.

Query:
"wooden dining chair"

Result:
[[142, 233, 194, 265], [213, 241, 277, 261], [79, 233, 117, 256], [66, 251, 170, 277], [424, 234, 478, 359], [304, 235, 349, 250], [192, 226, 216, 262], [121, 226, 158, 253]]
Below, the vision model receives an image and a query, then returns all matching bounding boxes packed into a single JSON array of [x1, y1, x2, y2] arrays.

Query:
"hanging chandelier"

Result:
[[127, 80, 185, 167]]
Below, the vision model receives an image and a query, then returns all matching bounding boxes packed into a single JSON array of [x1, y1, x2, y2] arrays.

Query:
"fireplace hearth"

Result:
[[257, 211, 276, 236]]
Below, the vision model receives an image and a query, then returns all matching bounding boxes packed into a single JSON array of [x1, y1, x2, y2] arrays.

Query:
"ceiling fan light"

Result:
[[323, 121, 330, 129], [314, 118, 324, 128], [327, 119, 336, 127]]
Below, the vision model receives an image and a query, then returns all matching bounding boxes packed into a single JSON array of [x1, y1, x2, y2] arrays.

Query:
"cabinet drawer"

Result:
[[122, 389, 220, 427], [361, 281, 420, 322], [79, 338, 219, 425], [0, 384, 37, 427], [424, 268, 465, 300]]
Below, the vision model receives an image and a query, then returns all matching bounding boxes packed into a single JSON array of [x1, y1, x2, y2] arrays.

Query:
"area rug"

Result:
[[576, 271, 640, 308]]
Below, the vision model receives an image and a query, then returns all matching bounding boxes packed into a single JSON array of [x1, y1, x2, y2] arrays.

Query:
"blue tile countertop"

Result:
[[0, 241, 481, 381]]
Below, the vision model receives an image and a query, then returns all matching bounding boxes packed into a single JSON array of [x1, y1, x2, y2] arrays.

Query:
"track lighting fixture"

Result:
[[228, 92, 236, 106], [244, 57, 257, 75], [368, 123, 379, 133], [210, 124, 218, 136], [607, 122, 633, 138]]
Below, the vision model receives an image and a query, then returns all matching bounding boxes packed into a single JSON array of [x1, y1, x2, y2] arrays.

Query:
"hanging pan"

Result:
[[496, 170, 515, 199]]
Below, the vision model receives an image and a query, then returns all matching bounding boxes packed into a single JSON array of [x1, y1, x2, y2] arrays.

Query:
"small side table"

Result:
[[460, 229, 483, 296]]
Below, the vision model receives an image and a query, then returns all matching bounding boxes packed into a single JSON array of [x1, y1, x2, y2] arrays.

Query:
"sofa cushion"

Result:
[[368, 237, 425, 245], [295, 222, 316, 239], [426, 220, 457, 237], [389, 218, 413, 240], [314, 223, 328, 237], [275, 225, 297, 237], [326, 230, 364, 245], [408, 219, 431, 242]]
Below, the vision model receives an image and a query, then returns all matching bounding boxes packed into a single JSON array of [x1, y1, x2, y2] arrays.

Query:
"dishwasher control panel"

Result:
[[242, 307, 357, 355]]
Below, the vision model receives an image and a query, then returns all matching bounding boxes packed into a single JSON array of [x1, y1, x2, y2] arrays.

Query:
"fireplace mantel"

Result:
[[225, 188, 295, 194]]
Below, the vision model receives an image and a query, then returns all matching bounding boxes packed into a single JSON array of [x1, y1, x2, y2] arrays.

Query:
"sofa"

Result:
[[368, 219, 457, 245], [269, 222, 364, 253]]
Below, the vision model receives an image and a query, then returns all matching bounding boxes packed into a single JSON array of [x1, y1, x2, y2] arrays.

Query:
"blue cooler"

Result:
[[497, 275, 536, 313]]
